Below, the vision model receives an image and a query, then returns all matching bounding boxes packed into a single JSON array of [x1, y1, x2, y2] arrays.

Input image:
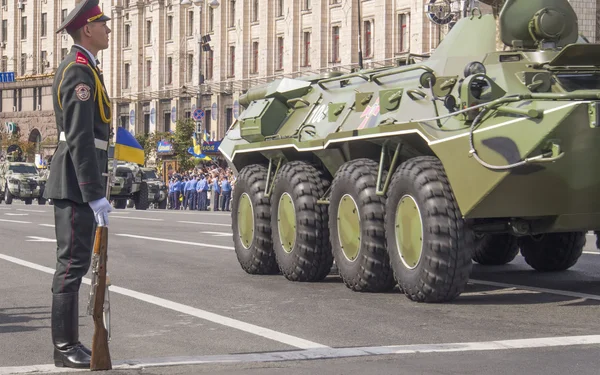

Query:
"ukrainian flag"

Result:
[[114, 127, 145, 165]]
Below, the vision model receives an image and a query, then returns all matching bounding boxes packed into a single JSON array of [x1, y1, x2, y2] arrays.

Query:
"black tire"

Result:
[[135, 182, 149, 210], [472, 234, 519, 265], [114, 199, 127, 209], [384, 156, 474, 303], [232, 164, 279, 274], [5, 184, 13, 205], [518, 232, 585, 272], [270, 161, 333, 282], [38, 197, 47, 205], [158, 198, 168, 209], [328, 159, 395, 292]]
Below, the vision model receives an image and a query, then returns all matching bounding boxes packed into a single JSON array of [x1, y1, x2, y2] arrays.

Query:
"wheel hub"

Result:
[[395, 195, 424, 269], [237, 193, 254, 249], [337, 194, 361, 262], [277, 192, 296, 253]]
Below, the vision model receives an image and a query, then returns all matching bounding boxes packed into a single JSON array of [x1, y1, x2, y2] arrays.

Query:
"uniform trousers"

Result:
[[52, 199, 95, 295]]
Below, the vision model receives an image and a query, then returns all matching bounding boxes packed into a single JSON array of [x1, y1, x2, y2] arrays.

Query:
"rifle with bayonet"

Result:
[[86, 158, 116, 370]]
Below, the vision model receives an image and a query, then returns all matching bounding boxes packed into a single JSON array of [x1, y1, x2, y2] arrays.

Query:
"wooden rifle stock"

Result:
[[90, 226, 112, 370]]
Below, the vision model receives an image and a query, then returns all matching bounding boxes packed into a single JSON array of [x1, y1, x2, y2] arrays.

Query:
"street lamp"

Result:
[[180, 0, 220, 138]]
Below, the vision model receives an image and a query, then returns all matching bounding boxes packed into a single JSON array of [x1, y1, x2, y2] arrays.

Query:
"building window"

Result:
[[276, 36, 284, 70], [146, 20, 152, 44], [124, 24, 131, 47], [252, 0, 259, 22], [209, 7, 215, 32], [332, 26, 340, 63], [251, 41, 259, 74], [146, 60, 152, 86], [229, 0, 235, 27], [187, 11, 194, 36], [41, 13, 47, 37], [21, 16, 27, 40], [398, 13, 409, 52], [229, 46, 235, 77], [187, 54, 194, 82], [167, 15, 173, 40], [1, 56, 7, 72], [277, 0, 284, 16], [364, 20, 373, 58], [166, 56, 173, 85], [61, 9, 68, 34], [20, 53, 26, 75], [61, 48, 68, 60], [2, 20, 7, 43], [301, 31, 311, 67], [40, 50, 47, 73], [302, 0, 311, 11], [124, 63, 130, 89], [206, 50, 214, 80]]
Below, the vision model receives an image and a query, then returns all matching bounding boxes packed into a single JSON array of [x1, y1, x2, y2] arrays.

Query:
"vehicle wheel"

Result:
[[24, 198, 32, 205], [114, 199, 127, 209], [158, 198, 168, 209], [232, 164, 278, 274], [5, 184, 13, 205], [518, 232, 585, 272], [270, 161, 333, 282], [472, 233, 519, 265], [384, 156, 474, 303], [134, 182, 149, 210], [328, 159, 395, 292], [38, 197, 47, 205]]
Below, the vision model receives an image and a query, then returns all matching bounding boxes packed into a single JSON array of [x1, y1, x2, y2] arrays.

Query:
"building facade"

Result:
[[0, 0, 597, 161]]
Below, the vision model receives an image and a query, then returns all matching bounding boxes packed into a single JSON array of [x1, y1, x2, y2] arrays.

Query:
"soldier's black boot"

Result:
[[51, 292, 91, 368]]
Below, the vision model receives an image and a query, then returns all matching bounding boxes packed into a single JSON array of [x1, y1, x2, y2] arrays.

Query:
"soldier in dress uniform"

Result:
[[42, 0, 113, 368]]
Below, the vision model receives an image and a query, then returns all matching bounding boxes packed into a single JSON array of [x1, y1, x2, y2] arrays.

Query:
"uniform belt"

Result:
[[59, 132, 109, 151]]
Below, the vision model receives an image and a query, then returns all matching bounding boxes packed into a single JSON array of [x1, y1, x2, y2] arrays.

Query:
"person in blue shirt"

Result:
[[220, 176, 232, 211], [173, 177, 183, 210], [182, 177, 189, 209], [196, 174, 208, 211], [168, 178, 175, 209], [212, 175, 221, 211], [186, 175, 197, 210]]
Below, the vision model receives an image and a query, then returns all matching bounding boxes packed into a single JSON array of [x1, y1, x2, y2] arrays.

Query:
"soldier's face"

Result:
[[88, 21, 111, 50]]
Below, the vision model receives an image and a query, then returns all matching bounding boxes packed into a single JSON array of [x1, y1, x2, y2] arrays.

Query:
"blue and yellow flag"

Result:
[[114, 127, 145, 165]]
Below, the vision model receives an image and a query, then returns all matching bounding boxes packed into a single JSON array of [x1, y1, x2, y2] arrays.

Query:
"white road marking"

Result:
[[25, 236, 55, 243], [178, 221, 231, 227], [111, 216, 163, 221], [38, 224, 55, 228], [470, 279, 600, 301], [0, 207, 11, 210], [2, 334, 600, 374], [0, 218, 31, 224], [201, 231, 232, 237], [4, 213, 28, 216], [584, 251, 599, 255], [16, 209, 46, 213], [0, 253, 326, 351], [116, 234, 234, 250]]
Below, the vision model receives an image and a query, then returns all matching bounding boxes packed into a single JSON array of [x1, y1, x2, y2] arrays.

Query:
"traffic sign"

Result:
[[193, 108, 205, 121]]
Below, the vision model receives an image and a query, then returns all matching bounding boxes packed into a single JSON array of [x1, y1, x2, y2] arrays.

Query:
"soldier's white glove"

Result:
[[89, 197, 113, 226]]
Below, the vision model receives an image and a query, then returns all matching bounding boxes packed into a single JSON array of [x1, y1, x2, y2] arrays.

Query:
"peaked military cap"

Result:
[[56, 0, 111, 35]]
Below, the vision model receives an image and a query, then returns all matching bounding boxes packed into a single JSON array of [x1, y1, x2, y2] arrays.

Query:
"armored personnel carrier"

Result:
[[220, 0, 599, 303], [141, 167, 168, 209], [108, 161, 149, 210], [0, 160, 46, 205]]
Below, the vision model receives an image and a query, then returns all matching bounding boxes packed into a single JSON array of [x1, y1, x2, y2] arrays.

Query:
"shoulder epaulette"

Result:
[[75, 51, 88, 65]]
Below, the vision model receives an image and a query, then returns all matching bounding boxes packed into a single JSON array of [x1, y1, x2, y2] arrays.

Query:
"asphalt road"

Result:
[[1, 203, 600, 374]]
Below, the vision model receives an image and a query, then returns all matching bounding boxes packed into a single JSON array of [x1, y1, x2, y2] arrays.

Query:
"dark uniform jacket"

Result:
[[44, 45, 111, 204]]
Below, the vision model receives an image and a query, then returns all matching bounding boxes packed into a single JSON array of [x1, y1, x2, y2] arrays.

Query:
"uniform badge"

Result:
[[75, 83, 91, 101]]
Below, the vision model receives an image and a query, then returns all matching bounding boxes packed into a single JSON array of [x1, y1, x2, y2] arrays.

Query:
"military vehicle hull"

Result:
[[220, 0, 599, 302], [109, 162, 149, 210], [0, 162, 46, 205]]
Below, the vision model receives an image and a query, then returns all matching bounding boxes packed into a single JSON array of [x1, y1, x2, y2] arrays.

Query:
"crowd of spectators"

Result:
[[167, 161, 235, 211]]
